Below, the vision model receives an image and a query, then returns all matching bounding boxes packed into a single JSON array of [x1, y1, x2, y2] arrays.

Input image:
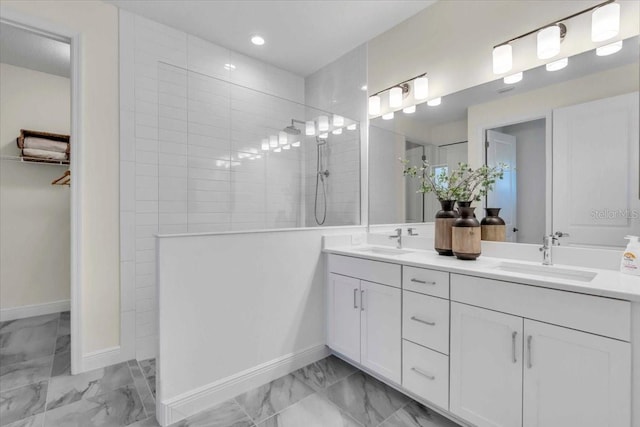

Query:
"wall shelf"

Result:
[[1, 155, 70, 166]]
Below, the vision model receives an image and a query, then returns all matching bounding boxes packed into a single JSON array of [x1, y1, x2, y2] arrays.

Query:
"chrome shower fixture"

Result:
[[283, 119, 304, 135]]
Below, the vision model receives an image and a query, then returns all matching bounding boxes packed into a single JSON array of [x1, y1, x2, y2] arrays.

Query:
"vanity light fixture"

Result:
[[427, 97, 442, 107], [332, 128, 342, 135], [292, 140, 301, 147], [503, 72, 523, 84], [269, 135, 278, 148], [413, 76, 429, 100], [347, 123, 357, 131], [389, 86, 404, 108], [492, 1, 616, 74], [333, 115, 344, 127], [318, 115, 329, 132], [493, 44, 513, 74], [261, 138, 269, 151], [305, 121, 315, 136], [368, 95, 381, 115], [403, 105, 416, 114], [596, 40, 623, 56], [251, 35, 265, 46], [319, 133, 328, 139], [592, 2, 620, 42], [382, 112, 394, 120], [278, 131, 287, 146], [546, 57, 568, 71]]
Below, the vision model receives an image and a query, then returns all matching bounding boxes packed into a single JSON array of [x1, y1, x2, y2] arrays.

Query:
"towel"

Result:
[[22, 148, 67, 160], [24, 137, 68, 153]]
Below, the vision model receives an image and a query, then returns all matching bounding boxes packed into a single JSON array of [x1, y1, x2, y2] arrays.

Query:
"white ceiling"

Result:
[[106, 0, 436, 76], [0, 23, 70, 78]]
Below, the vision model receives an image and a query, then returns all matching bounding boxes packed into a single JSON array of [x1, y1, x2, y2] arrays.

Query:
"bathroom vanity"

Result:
[[324, 245, 640, 427]]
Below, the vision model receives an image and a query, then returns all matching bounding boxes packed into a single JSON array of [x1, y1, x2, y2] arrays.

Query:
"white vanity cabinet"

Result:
[[327, 255, 402, 383], [450, 274, 632, 427]]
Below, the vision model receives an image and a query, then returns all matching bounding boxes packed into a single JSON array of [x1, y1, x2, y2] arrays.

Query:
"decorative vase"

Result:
[[435, 200, 458, 256], [456, 200, 476, 217], [481, 208, 506, 242], [452, 206, 481, 260]]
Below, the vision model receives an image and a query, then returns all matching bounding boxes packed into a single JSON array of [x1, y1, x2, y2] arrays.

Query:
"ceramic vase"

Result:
[[435, 200, 458, 256], [452, 206, 481, 260], [481, 208, 506, 242]]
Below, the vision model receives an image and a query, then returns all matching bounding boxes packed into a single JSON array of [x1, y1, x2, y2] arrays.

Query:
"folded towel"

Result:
[[24, 137, 68, 153], [22, 148, 67, 160]]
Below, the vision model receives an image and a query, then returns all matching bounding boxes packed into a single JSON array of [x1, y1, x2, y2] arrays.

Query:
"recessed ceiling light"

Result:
[[224, 63, 236, 71], [251, 35, 265, 46]]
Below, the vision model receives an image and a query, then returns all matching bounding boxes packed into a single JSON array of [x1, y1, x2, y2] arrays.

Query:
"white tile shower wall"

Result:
[[304, 44, 367, 227], [119, 9, 305, 360]]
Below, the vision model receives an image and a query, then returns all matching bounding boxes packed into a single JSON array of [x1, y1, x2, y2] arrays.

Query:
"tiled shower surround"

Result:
[[119, 11, 364, 359]]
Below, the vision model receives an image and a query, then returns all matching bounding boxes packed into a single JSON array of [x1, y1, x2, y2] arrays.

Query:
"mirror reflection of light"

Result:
[[596, 40, 622, 56]]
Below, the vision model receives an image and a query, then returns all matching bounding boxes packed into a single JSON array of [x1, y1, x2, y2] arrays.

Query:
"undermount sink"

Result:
[[495, 262, 597, 282], [354, 246, 413, 256]]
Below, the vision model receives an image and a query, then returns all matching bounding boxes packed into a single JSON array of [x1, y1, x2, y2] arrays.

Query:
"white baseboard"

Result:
[[82, 346, 123, 372], [157, 344, 329, 426], [0, 300, 70, 322]]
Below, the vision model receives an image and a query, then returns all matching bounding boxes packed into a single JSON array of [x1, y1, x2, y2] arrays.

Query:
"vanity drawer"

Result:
[[402, 340, 449, 410], [450, 274, 631, 341], [403, 291, 449, 354], [402, 266, 449, 298], [328, 254, 401, 288]]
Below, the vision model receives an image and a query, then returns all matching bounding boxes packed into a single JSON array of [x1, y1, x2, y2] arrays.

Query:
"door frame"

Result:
[[478, 111, 553, 238], [0, 7, 83, 374]]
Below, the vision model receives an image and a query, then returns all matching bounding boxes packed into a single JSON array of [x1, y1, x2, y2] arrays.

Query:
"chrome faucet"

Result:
[[389, 228, 402, 249], [540, 232, 570, 265], [408, 228, 419, 236]]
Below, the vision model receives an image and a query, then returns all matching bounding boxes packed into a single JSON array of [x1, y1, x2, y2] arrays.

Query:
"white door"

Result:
[[450, 302, 523, 427], [523, 320, 631, 427], [327, 273, 361, 362], [360, 281, 401, 384], [486, 130, 518, 242], [553, 92, 639, 247]]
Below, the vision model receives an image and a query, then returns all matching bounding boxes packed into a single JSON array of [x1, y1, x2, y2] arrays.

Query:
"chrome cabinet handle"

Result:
[[411, 367, 435, 380], [411, 316, 436, 326], [353, 289, 358, 309], [527, 335, 533, 369], [512, 331, 517, 364], [410, 278, 436, 285], [361, 290, 364, 311]]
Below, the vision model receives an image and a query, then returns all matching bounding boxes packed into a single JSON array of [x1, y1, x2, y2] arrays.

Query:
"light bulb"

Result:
[[592, 3, 620, 42], [292, 141, 301, 147], [332, 128, 342, 135], [537, 25, 560, 59], [319, 133, 328, 139], [368, 95, 381, 115], [382, 112, 394, 120], [493, 44, 512, 74], [283, 144, 291, 150], [278, 131, 287, 146], [318, 115, 329, 132], [403, 105, 416, 114], [333, 115, 344, 127], [389, 86, 403, 108], [596, 40, 623, 56], [261, 138, 269, 151], [546, 57, 568, 71], [305, 121, 315, 136], [427, 97, 442, 106], [503, 72, 523, 84], [347, 123, 357, 131], [269, 135, 278, 148], [413, 76, 428, 100]]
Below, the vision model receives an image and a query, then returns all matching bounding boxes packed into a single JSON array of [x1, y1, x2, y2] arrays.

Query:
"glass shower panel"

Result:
[[157, 62, 360, 233]]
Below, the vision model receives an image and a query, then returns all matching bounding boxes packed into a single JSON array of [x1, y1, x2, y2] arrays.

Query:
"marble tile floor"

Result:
[[1, 313, 461, 427]]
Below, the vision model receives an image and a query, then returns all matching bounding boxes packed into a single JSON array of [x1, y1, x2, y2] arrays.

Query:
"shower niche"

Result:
[[156, 62, 361, 233]]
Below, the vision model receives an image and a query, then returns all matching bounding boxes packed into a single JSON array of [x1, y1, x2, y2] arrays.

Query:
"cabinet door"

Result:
[[360, 280, 401, 383], [450, 302, 523, 427], [523, 320, 631, 427], [327, 273, 361, 362]]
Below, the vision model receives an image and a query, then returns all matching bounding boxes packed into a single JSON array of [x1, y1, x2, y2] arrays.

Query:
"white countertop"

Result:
[[324, 245, 640, 302]]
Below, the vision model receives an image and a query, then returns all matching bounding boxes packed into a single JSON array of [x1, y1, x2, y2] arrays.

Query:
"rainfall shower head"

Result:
[[283, 119, 302, 135]]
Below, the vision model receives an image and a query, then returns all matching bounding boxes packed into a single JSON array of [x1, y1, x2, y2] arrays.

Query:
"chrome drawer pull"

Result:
[[527, 335, 533, 369], [411, 367, 435, 380], [353, 289, 358, 309], [411, 316, 436, 326], [410, 278, 436, 285]]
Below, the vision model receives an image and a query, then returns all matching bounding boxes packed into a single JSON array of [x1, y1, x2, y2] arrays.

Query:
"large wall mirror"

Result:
[[369, 35, 639, 248]]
